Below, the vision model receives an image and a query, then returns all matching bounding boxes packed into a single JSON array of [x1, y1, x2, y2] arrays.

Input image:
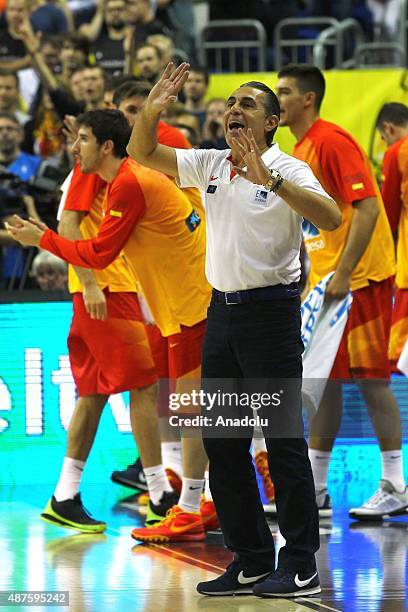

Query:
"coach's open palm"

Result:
[[148, 62, 190, 114], [231, 129, 271, 186]]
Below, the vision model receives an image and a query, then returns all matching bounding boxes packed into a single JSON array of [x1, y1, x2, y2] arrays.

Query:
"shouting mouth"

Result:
[[228, 120, 245, 135]]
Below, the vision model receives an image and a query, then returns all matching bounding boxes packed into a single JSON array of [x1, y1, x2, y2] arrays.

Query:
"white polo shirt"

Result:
[[176, 142, 332, 292]]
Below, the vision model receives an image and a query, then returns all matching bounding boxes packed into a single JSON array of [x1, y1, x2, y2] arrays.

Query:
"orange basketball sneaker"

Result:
[[131, 505, 205, 543], [200, 498, 220, 531], [254, 451, 275, 503]]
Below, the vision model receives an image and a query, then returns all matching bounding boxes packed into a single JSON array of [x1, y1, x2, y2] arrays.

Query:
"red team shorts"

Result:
[[389, 287, 408, 371], [145, 319, 206, 417], [68, 291, 157, 396], [330, 277, 393, 380]]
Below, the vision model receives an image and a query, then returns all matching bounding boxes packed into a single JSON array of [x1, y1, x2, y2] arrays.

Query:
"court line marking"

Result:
[[297, 597, 342, 612], [142, 542, 226, 573], [109, 526, 342, 612]]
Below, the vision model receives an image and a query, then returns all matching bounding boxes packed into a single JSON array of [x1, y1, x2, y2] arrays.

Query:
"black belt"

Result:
[[212, 283, 299, 305]]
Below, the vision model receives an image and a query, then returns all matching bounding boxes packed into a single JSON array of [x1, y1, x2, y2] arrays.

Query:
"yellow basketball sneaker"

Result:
[[131, 505, 205, 543]]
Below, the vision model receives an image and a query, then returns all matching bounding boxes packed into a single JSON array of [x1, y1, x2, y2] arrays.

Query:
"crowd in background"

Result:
[[0, 0, 402, 290]]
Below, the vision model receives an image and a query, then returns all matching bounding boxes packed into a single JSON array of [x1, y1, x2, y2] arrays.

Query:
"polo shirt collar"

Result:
[[226, 142, 281, 168], [224, 142, 281, 182]]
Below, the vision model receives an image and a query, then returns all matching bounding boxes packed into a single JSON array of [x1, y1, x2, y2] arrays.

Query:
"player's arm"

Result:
[[381, 147, 402, 242], [320, 135, 379, 299], [328, 196, 379, 298], [58, 210, 107, 320], [6, 176, 146, 267], [127, 63, 191, 180]]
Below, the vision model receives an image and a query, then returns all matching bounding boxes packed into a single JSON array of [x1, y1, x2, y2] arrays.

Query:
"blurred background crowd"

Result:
[[0, 0, 403, 291]]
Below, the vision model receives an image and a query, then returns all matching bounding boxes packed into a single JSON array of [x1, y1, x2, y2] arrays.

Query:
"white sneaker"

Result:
[[349, 480, 408, 521], [316, 488, 332, 518]]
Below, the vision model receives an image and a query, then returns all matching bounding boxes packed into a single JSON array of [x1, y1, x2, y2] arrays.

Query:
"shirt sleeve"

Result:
[[40, 171, 146, 269], [285, 158, 334, 201], [158, 122, 192, 149], [381, 146, 403, 232], [175, 147, 216, 190], [318, 131, 377, 204], [63, 165, 106, 213]]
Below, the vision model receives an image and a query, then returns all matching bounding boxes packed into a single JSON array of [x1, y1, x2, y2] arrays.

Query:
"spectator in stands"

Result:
[[132, 43, 162, 84], [79, 0, 128, 74], [147, 33, 174, 65], [0, 111, 41, 288], [81, 65, 106, 109], [201, 97, 227, 150], [29, 0, 69, 35], [0, 0, 32, 72], [127, 0, 170, 45], [182, 66, 208, 128], [155, 0, 196, 60], [60, 33, 90, 83], [31, 250, 68, 290], [163, 102, 201, 147], [0, 72, 30, 125], [103, 73, 140, 106]]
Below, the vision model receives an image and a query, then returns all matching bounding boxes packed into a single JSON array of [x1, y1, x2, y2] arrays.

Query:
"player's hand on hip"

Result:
[[147, 62, 190, 115], [325, 270, 351, 301], [4, 215, 45, 247], [231, 128, 271, 186], [83, 284, 108, 321]]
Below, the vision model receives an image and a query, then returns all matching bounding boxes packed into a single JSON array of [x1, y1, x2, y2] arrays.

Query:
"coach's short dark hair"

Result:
[[240, 81, 280, 145], [277, 64, 326, 111], [376, 102, 408, 128], [77, 109, 130, 158], [113, 80, 152, 107]]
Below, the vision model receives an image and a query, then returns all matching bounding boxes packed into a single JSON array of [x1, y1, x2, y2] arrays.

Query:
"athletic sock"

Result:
[[161, 441, 182, 476], [204, 470, 212, 501], [54, 457, 85, 502], [144, 464, 173, 505], [381, 450, 406, 492], [309, 449, 331, 491], [178, 478, 204, 513]]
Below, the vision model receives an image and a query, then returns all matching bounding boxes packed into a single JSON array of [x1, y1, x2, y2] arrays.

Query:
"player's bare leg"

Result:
[[130, 384, 177, 522], [41, 394, 109, 533], [349, 379, 407, 519], [308, 381, 343, 517], [66, 395, 108, 460]]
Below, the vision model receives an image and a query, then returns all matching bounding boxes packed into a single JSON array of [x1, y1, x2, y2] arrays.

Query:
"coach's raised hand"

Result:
[[5, 215, 47, 247], [146, 62, 190, 115]]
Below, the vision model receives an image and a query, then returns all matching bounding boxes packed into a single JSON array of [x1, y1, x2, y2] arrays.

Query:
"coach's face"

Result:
[[72, 126, 104, 174], [224, 86, 276, 150]]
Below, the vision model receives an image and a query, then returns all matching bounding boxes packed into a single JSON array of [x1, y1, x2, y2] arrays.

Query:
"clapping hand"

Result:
[[147, 62, 190, 115], [4, 216, 47, 247], [231, 128, 270, 186]]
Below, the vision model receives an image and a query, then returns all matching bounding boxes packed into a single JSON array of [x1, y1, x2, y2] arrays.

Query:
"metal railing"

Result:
[[198, 19, 267, 72], [274, 17, 338, 70], [354, 43, 406, 68], [313, 18, 365, 69]]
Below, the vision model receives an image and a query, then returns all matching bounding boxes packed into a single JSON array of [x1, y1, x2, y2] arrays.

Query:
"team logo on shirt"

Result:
[[253, 189, 268, 204], [302, 220, 325, 252], [185, 209, 201, 232]]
